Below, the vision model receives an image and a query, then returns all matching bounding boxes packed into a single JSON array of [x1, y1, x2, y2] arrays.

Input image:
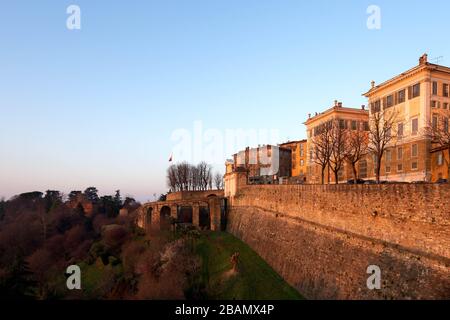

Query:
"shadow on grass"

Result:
[[187, 231, 304, 300]]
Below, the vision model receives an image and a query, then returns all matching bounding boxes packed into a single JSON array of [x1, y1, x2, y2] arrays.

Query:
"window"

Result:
[[363, 121, 370, 131], [412, 144, 418, 157], [433, 81, 438, 95], [437, 152, 444, 166], [444, 84, 449, 97], [300, 150, 304, 157], [397, 164, 403, 172], [397, 89, 406, 103], [444, 103, 449, 110], [413, 83, 420, 97], [412, 118, 419, 135], [432, 115, 438, 130], [397, 147, 403, 160], [397, 123, 404, 137], [386, 95, 394, 108], [386, 128, 392, 139], [386, 166, 391, 173], [371, 100, 381, 113], [351, 120, 357, 130], [339, 119, 346, 129], [372, 155, 378, 174], [338, 167, 344, 180], [432, 100, 441, 108], [300, 159, 304, 166], [409, 83, 420, 99], [359, 160, 367, 178], [386, 150, 392, 162], [412, 162, 418, 170]]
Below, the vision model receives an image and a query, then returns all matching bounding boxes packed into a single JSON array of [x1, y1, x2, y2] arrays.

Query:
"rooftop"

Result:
[[279, 139, 307, 146], [363, 53, 450, 97], [304, 101, 368, 125]]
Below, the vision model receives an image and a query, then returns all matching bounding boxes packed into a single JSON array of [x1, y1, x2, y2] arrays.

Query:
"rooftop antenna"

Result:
[[430, 56, 444, 64]]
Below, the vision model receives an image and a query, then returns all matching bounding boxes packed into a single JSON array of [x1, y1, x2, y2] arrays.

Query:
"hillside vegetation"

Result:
[[0, 190, 301, 300]]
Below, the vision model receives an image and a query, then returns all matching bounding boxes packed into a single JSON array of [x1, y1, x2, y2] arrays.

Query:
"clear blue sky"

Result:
[[1, 0, 449, 201]]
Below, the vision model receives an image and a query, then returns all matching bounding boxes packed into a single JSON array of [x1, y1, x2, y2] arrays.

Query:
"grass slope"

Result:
[[195, 232, 303, 300]]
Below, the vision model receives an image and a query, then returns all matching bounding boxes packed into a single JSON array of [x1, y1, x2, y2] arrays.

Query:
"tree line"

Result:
[[167, 162, 223, 192], [311, 108, 397, 184], [0, 186, 208, 300]]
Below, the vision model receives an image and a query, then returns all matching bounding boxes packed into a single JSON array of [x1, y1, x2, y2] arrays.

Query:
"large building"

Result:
[[363, 54, 450, 182], [304, 101, 369, 184], [279, 140, 308, 182], [230, 145, 292, 184], [224, 54, 450, 185]]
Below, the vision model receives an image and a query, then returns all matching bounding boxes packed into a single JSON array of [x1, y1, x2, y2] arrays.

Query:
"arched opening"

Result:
[[199, 206, 210, 230], [220, 198, 228, 231], [145, 207, 153, 231], [160, 206, 171, 230], [178, 206, 193, 224]]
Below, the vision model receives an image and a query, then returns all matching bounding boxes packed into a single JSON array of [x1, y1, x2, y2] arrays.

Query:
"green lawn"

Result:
[[194, 232, 303, 300]]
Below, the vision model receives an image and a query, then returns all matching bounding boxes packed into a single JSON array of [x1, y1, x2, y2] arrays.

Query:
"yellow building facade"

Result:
[[304, 102, 369, 184], [363, 54, 450, 182], [279, 140, 308, 180]]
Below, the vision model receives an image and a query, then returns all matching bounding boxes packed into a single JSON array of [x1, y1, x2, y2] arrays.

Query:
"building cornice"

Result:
[[304, 106, 369, 126], [363, 63, 450, 98]]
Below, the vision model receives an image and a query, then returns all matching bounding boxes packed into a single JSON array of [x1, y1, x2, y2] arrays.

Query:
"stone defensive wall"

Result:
[[137, 190, 225, 232], [166, 190, 224, 201], [225, 172, 450, 299]]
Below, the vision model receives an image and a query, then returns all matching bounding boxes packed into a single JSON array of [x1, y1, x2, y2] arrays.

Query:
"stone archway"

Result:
[[199, 206, 211, 230], [178, 206, 193, 224], [145, 207, 153, 231], [160, 206, 171, 230]]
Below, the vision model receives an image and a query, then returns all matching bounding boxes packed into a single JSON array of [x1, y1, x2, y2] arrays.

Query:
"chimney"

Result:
[[361, 105, 366, 110], [371, 80, 375, 88], [334, 100, 338, 107], [338, 102, 343, 108], [308, 113, 311, 118], [419, 53, 428, 65]]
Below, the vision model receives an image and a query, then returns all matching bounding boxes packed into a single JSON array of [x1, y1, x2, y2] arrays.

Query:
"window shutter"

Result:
[[408, 86, 412, 100]]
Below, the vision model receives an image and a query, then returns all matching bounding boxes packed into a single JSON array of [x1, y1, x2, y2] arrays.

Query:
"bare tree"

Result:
[[189, 165, 199, 191], [311, 121, 333, 184], [167, 165, 178, 192], [167, 162, 214, 192], [424, 113, 450, 180], [214, 172, 223, 190], [176, 162, 190, 191], [345, 126, 369, 183], [197, 162, 212, 190], [368, 108, 397, 184], [329, 120, 348, 184]]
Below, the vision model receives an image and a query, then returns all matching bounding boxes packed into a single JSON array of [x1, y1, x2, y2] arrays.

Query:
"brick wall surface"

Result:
[[226, 183, 450, 299]]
